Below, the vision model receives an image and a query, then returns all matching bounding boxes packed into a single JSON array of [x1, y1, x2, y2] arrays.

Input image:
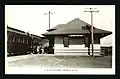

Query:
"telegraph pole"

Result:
[[44, 11, 55, 30], [84, 8, 99, 57]]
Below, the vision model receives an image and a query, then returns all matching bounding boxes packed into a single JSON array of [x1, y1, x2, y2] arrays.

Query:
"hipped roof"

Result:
[[42, 18, 112, 37]]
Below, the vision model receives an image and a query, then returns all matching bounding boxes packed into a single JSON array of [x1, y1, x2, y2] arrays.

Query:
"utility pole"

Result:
[[31, 34, 33, 54], [44, 11, 55, 30], [84, 8, 99, 57]]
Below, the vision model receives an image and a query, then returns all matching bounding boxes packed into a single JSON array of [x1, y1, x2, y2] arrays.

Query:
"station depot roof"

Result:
[[42, 18, 112, 38]]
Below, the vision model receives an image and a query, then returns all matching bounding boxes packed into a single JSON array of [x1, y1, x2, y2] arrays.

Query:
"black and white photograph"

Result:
[[5, 5, 115, 74]]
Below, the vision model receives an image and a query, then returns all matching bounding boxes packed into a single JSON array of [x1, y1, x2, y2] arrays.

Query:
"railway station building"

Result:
[[42, 18, 112, 56]]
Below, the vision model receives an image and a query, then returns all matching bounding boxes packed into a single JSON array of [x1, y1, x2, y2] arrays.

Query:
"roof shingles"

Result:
[[42, 18, 112, 36]]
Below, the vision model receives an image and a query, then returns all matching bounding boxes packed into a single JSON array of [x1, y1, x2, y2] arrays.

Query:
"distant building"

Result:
[[42, 18, 112, 56], [100, 34, 112, 47]]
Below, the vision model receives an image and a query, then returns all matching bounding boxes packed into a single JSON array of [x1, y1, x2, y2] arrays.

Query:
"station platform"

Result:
[[6, 53, 102, 62], [7, 54, 39, 62]]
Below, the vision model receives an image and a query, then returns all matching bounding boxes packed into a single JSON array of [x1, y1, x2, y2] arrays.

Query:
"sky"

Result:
[[5, 5, 115, 46]]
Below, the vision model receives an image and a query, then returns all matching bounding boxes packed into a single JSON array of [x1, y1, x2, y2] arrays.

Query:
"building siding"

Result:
[[54, 36, 101, 56], [69, 37, 84, 45]]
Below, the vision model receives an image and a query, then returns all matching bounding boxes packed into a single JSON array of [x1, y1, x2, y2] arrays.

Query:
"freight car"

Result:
[[7, 26, 31, 56], [7, 26, 42, 56]]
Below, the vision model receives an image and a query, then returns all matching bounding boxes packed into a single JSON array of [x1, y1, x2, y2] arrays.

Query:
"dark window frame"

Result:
[[84, 36, 89, 47], [26, 39, 28, 44], [18, 37, 20, 42], [11, 36, 14, 42], [63, 36, 69, 47], [94, 37, 100, 44], [23, 37, 25, 43], [84, 36, 100, 46], [24, 38, 28, 44], [20, 37, 23, 43]]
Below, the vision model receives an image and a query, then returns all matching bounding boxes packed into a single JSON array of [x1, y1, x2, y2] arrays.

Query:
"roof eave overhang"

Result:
[[42, 32, 112, 37], [42, 33, 89, 36], [100, 32, 112, 38]]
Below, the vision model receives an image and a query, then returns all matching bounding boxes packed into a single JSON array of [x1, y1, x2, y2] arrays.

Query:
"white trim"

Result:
[[55, 53, 101, 56], [55, 51, 100, 53]]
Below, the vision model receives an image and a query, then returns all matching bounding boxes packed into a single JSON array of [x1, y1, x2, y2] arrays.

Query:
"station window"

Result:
[[23, 38, 24, 43], [26, 39, 28, 44], [13, 36, 15, 42], [10, 36, 14, 42], [94, 38, 100, 44], [15, 37, 19, 42], [24, 38, 27, 44], [63, 36, 69, 47], [18, 38, 20, 42], [20, 37, 23, 43], [84, 36, 90, 47]]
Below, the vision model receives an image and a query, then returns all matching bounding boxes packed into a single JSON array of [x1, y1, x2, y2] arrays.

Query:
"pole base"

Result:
[[91, 55, 95, 57], [88, 53, 90, 55]]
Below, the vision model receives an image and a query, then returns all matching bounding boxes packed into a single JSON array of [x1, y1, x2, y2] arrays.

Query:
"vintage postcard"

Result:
[[5, 5, 115, 75]]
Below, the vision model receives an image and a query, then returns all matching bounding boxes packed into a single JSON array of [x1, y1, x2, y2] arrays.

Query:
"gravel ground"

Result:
[[7, 54, 112, 68]]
